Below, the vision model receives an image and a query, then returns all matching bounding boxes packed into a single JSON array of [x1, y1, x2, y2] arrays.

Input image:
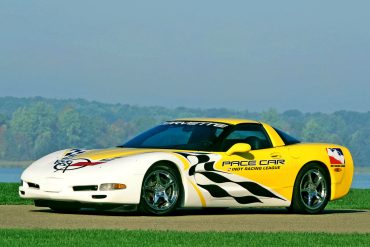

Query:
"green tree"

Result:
[[260, 108, 286, 129], [56, 107, 83, 149], [8, 102, 57, 159], [0, 97, 369, 167], [0, 125, 7, 159]]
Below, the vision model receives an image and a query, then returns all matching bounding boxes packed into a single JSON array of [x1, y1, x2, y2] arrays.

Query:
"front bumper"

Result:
[[33, 199, 137, 211], [19, 177, 142, 205]]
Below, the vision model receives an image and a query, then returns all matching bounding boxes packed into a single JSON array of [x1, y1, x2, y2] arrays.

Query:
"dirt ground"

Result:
[[0, 205, 369, 233]]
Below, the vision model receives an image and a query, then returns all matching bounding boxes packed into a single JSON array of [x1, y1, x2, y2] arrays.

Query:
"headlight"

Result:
[[99, 183, 126, 191]]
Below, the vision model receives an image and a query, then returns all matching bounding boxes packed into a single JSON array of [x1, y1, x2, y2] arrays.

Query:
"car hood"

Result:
[[21, 147, 167, 181], [69, 147, 159, 161]]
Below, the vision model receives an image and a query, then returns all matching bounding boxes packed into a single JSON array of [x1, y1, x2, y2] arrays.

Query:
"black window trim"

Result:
[[273, 127, 301, 146]]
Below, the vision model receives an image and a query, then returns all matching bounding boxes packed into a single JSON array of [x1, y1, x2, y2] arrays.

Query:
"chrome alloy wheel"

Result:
[[299, 169, 328, 210], [142, 169, 179, 212]]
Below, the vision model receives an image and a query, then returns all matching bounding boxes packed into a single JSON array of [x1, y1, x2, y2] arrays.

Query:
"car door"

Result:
[[194, 123, 292, 205]]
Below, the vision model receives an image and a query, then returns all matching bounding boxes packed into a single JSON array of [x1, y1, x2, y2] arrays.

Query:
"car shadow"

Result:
[[31, 207, 366, 217], [175, 208, 366, 216]]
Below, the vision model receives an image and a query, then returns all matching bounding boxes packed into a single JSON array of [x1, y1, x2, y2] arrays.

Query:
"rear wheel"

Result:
[[139, 165, 181, 215], [290, 164, 330, 214]]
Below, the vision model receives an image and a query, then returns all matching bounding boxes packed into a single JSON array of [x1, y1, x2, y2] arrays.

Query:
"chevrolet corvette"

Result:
[[19, 118, 353, 215]]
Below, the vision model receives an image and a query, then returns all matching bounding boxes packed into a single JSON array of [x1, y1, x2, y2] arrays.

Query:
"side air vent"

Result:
[[92, 195, 107, 199], [73, 185, 98, 191], [27, 182, 40, 189]]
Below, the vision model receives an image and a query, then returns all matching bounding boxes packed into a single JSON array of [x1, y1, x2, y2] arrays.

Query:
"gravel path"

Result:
[[1, 205, 369, 233]]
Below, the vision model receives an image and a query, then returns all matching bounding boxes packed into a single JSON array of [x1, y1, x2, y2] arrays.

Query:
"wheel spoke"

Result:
[[153, 193, 160, 205], [144, 185, 154, 191], [307, 193, 313, 206], [301, 188, 310, 193], [307, 172, 314, 184], [165, 180, 174, 189], [315, 175, 323, 187], [315, 193, 323, 203], [155, 172, 161, 185], [163, 192, 169, 203]]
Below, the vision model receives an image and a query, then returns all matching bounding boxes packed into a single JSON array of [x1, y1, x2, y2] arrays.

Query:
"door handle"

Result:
[[270, 153, 282, 158]]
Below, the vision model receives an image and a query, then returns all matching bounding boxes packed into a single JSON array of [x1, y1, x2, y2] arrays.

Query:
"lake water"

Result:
[[0, 167, 369, 188], [0, 167, 24, 183]]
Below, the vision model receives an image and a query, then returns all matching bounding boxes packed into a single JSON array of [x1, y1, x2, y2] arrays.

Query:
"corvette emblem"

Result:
[[53, 149, 105, 173], [53, 157, 105, 173]]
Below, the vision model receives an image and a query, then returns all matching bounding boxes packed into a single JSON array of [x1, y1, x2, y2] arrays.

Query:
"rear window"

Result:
[[274, 128, 300, 145]]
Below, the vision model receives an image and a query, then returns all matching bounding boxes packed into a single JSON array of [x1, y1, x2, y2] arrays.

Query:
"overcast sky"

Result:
[[1, 1, 369, 112]]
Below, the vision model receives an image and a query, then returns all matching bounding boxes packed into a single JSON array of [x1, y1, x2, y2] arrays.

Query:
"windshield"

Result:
[[122, 121, 230, 151]]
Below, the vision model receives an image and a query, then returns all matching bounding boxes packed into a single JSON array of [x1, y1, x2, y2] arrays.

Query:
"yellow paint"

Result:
[[213, 143, 353, 201], [262, 122, 285, 147], [74, 148, 157, 161], [188, 179, 206, 207], [174, 118, 259, 125], [172, 153, 191, 171]]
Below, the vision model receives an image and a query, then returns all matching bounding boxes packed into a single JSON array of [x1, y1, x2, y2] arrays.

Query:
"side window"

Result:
[[273, 127, 300, 145], [221, 124, 272, 151]]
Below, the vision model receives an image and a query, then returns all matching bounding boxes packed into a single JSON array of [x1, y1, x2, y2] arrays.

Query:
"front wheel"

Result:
[[290, 164, 330, 214], [139, 165, 181, 215]]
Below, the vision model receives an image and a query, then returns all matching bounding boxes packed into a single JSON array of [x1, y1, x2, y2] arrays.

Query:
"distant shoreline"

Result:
[[0, 161, 33, 168]]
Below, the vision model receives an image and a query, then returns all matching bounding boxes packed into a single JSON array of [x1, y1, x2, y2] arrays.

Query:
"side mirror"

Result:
[[226, 143, 252, 156]]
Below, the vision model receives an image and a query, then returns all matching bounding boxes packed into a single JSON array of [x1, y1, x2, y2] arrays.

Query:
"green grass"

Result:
[[327, 189, 370, 210], [1, 182, 369, 209], [0, 229, 368, 247], [0, 183, 32, 205], [0, 184, 369, 246]]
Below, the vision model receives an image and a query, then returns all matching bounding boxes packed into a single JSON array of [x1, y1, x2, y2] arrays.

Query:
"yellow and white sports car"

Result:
[[19, 118, 353, 215]]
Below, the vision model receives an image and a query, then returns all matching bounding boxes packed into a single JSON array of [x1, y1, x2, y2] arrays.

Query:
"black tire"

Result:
[[290, 163, 330, 214], [139, 164, 182, 215]]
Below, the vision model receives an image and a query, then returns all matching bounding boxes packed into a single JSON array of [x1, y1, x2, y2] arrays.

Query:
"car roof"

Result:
[[173, 118, 260, 125]]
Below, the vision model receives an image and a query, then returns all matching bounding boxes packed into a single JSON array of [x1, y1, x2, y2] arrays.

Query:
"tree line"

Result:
[[0, 97, 369, 167]]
